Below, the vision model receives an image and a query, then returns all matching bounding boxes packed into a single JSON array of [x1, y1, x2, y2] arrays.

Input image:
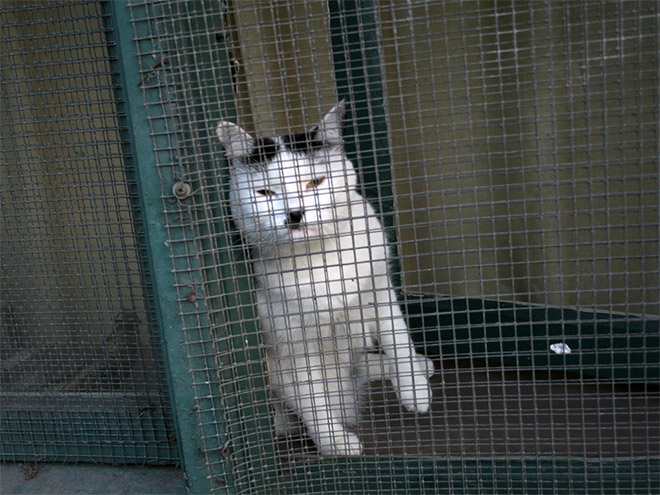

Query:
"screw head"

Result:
[[172, 181, 192, 200]]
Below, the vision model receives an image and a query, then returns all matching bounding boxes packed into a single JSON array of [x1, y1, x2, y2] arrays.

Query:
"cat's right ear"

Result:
[[312, 100, 346, 146], [216, 121, 254, 161]]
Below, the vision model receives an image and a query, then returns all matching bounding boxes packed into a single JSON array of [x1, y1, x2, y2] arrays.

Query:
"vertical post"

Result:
[[161, 0, 274, 491], [329, 0, 401, 287], [106, 2, 221, 493], [329, 0, 392, 219], [107, 0, 274, 492]]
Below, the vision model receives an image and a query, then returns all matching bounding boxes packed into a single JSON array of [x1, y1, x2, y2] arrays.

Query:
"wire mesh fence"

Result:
[[0, 0, 177, 464], [1, 0, 658, 493], [125, 0, 658, 493]]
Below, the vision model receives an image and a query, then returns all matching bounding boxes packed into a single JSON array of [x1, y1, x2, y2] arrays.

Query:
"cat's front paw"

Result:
[[414, 354, 435, 378], [316, 429, 363, 457], [392, 374, 432, 414], [391, 355, 434, 413]]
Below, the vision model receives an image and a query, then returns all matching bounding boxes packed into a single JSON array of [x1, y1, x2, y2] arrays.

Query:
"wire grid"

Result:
[[0, 1, 176, 463], [130, 0, 658, 493]]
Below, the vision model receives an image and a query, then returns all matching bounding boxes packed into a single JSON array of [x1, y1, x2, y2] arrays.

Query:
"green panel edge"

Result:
[[405, 297, 660, 384], [277, 457, 660, 495], [107, 1, 218, 492], [162, 0, 274, 492], [0, 409, 176, 464], [329, 0, 394, 223], [328, 0, 404, 291]]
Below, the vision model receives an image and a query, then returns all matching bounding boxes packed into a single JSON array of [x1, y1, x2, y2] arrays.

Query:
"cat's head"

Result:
[[217, 102, 358, 246]]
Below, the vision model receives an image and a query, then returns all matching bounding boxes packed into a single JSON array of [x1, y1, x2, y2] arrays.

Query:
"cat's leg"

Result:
[[271, 399, 303, 437], [330, 326, 366, 426], [274, 340, 362, 456], [355, 351, 435, 383], [283, 363, 363, 456], [269, 305, 362, 455], [371, 289, 433, 413]]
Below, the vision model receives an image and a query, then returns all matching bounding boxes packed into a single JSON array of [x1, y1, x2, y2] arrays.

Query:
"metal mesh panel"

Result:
[[0, 1, 177, 463], [127, 0, 658, 493]]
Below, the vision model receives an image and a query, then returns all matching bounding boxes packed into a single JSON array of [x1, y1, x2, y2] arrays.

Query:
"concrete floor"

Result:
[[0, 464, 185, 495], [2, 359, 657, 493], [277, 358, 660, 459]]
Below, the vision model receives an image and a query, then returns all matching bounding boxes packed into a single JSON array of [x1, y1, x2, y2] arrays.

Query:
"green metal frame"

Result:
[[108, 1, 210, 493], [329, 0, 394, 222], [404, 297, 659, 384], [278, 458, 659, 494], [110, 0, 273, 492], [0, 407, 176, 464], [157, 1, 274, 492], [329, 0, 401, 292]]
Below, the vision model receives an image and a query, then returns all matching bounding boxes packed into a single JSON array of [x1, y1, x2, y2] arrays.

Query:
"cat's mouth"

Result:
[[283, 222, 321, 240], [289, 224, 312, 235]]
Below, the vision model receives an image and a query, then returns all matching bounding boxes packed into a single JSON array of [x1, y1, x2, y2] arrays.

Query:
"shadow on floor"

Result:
[[0, 464, 185, 495], [277, 358, 660, 459]]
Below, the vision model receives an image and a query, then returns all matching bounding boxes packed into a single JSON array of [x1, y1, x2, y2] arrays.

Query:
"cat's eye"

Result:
[[256, 188, 276, 197], [306, 176, 326, 189]]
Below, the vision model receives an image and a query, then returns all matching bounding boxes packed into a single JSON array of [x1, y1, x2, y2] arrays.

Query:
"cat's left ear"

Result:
[[312, 100, 346, 145], [216, 121, 255, 161]]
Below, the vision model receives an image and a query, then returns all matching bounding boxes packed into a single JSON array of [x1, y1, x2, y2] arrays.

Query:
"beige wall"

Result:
[[226, 0, 658, 316], [379, 1, 658, 316], [0, 1, 148, 350], [226, 1, 338, 135]]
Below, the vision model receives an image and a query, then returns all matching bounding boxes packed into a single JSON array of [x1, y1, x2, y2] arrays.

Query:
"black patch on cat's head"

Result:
[[245, 137, 280, 165], [243, 129, 328, 166], [282, 132, 325, 155]]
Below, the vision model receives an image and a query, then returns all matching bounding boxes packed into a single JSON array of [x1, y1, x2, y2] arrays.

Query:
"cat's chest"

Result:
[[258, 241, 387, 306], [303, 248, 369, 295]]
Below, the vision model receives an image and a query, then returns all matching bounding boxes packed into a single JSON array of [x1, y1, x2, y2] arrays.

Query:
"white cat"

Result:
[[217, 102, 434, 456]]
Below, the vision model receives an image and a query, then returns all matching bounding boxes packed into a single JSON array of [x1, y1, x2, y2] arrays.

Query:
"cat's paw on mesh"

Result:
[[390, 372, 433, 414], [414, 353, 436, 378], [315, 428, 363, 457], [359, 352, 435, 382], [388, 353, 434, 413]]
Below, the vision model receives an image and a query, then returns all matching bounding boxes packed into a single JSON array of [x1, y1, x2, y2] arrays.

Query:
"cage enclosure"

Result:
[[1, 1, 658, 494]]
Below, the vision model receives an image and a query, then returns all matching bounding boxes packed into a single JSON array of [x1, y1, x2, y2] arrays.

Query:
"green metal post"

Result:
[[159, 1, 274, 491], [107, 2, 220, 492], [329, 0, 402, 294], [108, 0, 274, 492], [329, 0, 394, 223]]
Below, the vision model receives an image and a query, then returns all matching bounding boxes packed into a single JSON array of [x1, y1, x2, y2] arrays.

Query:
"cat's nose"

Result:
[[286, 209, 305, 229]]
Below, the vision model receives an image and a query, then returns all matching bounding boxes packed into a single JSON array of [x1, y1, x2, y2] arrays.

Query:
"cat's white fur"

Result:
[[217, 102, 433, 456]]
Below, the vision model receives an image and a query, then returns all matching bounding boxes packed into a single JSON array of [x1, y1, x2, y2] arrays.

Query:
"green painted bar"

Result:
[[329, 0, 394, 222], [404, 297, 659, 384], [107, 1, 218, 492], [277, 458, 660, 495], [0, 409, 176, 464], [161, 0, 275, 490]]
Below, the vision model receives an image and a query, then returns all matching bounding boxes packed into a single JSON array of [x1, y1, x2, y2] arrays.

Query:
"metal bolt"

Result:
[[172, 180, 192, 200]]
